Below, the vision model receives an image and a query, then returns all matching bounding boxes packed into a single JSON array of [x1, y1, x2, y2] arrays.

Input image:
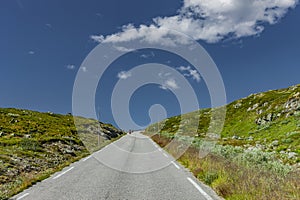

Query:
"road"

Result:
[[12, 131, 222, 200]]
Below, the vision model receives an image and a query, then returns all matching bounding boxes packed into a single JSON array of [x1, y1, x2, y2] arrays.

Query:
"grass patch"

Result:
[[150, 134, 300, 200], [0, 107, 125, 200]]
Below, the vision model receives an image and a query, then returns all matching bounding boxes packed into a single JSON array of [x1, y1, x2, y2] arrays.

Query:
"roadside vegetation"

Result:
[[0, 108, 125, 200], [146, 84, 300, 199]]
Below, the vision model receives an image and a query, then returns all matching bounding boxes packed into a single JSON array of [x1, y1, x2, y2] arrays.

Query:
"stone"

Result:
[[232, 135, 239, 140], [257, 109, 264, 115], [271, 140, 279, 147], [266, 113, 273, 121], [288, 152, 297, 159], [233, 103, 242, 108], [263, 102, 269, 107]]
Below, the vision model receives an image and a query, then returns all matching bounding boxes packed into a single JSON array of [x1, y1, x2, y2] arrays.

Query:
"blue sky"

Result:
[[1, 0, 300, 129]]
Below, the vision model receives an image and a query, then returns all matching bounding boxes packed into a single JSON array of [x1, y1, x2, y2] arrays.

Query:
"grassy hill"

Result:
[[0, 108, 124, 200], [146, 84, 300, 199], [147, 84, 300, 165]]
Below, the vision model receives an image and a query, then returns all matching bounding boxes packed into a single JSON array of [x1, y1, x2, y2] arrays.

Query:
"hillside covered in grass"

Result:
[[146, 84, 300, 199], [148, 84, 300, 165], [0, 108, 124, 200]]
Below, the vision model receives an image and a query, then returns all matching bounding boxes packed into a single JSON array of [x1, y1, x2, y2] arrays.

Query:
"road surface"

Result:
[[12, 131, 222, 200]]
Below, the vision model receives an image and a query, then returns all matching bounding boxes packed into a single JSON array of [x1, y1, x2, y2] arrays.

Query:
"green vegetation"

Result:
[[0, 108, 124, 200], [146, 84, 300, 199]]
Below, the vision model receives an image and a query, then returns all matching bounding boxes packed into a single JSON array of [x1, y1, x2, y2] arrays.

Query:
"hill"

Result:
[[146, 84, 300, 199], [0, 108, 124, 200], [147, 84, 300, 165]]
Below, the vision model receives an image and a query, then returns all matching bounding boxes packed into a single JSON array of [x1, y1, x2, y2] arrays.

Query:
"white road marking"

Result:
[[158, 148, 162, 152], [83, 155, 92, 162], [53, 167, 74, 180], [163, 153, 168, 157], [187, 177, 214, 200], [16, 193, 29, 200], [171, 161, 180, 169]]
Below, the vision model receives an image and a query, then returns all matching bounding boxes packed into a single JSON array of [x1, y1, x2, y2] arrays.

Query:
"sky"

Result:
[[1, 0, 300, 130]]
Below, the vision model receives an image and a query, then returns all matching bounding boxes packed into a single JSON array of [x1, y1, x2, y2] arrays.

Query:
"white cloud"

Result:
[[160, 78, 180, 90], [113, 45, 135, 52], [117, 71, 132, 79], [28, 51, 35, 55], [141, 51, 155, 58], [178, 65, 201, 82], [189, 69, 201, 82], [91, 0, 298, 44], [66, 64, 75, 70]]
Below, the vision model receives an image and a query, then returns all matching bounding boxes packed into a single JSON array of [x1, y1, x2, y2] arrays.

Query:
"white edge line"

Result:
[[53, 167, 74, 179], [16, 193, 29, 200], [163, 153, 168, 157], [83, 155, 92, 162], [187, 177, 214, 200], [158, 148, 162, 152], [171, 161, 180, 169]]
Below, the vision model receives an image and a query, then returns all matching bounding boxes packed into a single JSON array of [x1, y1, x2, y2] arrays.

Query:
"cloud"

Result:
[[66, 64, 75, 70], [28, 51, 35, 55], [140, 51, 155, 58], [178, 65, 201, 82], [113, 45, 135, 52], [160, 78, 180, 90], [117, 71, 132, 79], [91, 0, 298, 44]]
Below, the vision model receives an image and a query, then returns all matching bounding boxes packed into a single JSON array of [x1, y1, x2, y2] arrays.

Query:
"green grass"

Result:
[[146, 84, 300, 199], [151, 134, 299, 200], [0, 108, 125, 200], [147, 84, 300, 165]]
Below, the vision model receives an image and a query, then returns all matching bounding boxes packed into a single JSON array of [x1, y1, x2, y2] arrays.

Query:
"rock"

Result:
[[253, 103, 259, 110], [263, 102, 269, 107], [233, 102, 242, 108], [271, 140, 279, 147], [232, 135, 239, 140], [257, 109, 264, 115], [293, 92, 300, 98], [247, 103, 259, 112], [206, 133, 220, 139], [0, 132, 4, 137], [255, 118, 261, 125], [255, 144, 265, 150], [7, 113, 20, 117], [288, 152, 297, 159], [266, 113, 273, 121], [24, 134, 31, 138], [248, 136, 254, 141]]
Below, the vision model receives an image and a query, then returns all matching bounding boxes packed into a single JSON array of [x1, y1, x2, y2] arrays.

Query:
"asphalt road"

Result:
[[12, 131, 222, 200]]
